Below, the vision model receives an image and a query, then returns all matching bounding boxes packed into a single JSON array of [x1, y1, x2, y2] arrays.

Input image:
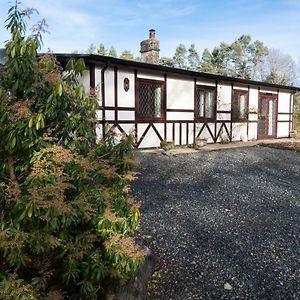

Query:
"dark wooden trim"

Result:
[[217, 110, 231, 114], [248, 120, 258, 123], [172, 123, 175, 142], [152, 124, 163, 142], [231, 89, 249, 122], [257, 92, 278, 140], [186, 122, 189, 145], [194, 84, 217, 122], [114, 66, 118, 121], [89, 63, 95, 91], [134, 70, 138, 143], [56, 54, 300, 93], [135, 77, 166, 122], [167, 108, 194, 113], [179, 123, 182, 145], [104, 106, 135, 111], [278, 112, 293, 115], [136, 124, 151, 148]]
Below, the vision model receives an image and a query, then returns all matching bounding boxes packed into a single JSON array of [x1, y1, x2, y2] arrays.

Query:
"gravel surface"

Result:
[[131, 146, 300, 300]]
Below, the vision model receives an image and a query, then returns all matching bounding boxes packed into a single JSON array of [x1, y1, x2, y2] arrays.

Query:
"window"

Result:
[[232, 90, 248, 121], [195, 86, 216, 120], [136, 79, 165, 121]]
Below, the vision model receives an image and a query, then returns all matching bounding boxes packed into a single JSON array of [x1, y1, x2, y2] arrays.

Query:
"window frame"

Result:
[[231, 89, 249, 122], [135, 78, 166, 122], [194, 85, 217, 122]]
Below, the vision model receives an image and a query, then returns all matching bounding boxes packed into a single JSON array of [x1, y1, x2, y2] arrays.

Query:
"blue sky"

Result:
[[0, 0, 300, 62]]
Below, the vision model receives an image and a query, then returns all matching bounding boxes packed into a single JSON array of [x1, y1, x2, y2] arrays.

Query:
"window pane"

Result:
[[198, 91, 205, 117], [206, 91, 215, 118], [139, 84, 149, 117], [233, 94, 239, 119], [268, 98, 275, 135], [239, 94, 247, 119], [138, 82, 163, 119], [152, 85, 162, 117]]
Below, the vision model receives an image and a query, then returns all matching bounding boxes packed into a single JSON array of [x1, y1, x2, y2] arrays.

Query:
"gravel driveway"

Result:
[[132, 146, 300, 300]]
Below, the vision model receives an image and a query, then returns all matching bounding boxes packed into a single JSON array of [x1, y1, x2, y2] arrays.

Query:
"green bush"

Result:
[[0, 3, 144, 299]]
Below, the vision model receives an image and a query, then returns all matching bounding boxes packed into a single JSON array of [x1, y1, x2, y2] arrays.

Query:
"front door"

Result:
[[258, 94, 277, 139]]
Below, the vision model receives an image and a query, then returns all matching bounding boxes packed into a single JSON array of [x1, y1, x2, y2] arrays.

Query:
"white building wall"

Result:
[[278, 91, 290, 113], [217, 83, 231, 112], [104, 68, 115, 107], [81, 69, 90, 93], [117, 69, 135, 108], [137, 72, 164, 81], [167, 77, 194, 110]]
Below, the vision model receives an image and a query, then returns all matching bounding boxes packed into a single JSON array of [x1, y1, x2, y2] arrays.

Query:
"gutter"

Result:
[[101, 61, 109, 137]]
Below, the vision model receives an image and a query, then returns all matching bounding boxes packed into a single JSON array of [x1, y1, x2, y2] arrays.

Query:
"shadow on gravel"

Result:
[[132, 146, 300, 300]]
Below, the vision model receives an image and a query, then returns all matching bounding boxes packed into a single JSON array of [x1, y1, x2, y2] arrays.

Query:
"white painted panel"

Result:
[[216, 122, 231, 143], [232, 123, 247, 141], [249, 113, 258, 121], [95, 67, 102, 105], [105, 110, 115, 121], [137, 72, 164, 81], [278, 91, 290, 113], [217, 83, 231, 111], [167, 77, 194, 109], [233, 85, 248, 91], [118, 111, 135, 121], [167, 112, 194, 120], [96, 124, 103, 141], [248, 123, 257, 140], [196, 79, 215, 86], [119, 124, 135, 136], [181, 123, 187, 145], [104, 68, 115, 107], [175, 123, 180, 145], [96, 110, 102, 120], [188, 123, 194, 145], [260, 88, 277, 94], [277, 114, 290, 121], [117, 69, 135, 107], [80, 70, 90, 94], [153, 123, 164, 140], [137, 124, 149, 140], [249, 87, 259, 113], [217, 113, 231, 120], [196, 123, 214, 143], [277, 122, 290, 138], [166, 123, 173, 142], [138, 126, 161, 148]]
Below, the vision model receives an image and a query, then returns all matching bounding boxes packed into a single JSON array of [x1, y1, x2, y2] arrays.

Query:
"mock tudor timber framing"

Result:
[[55, 54, 300, 149]]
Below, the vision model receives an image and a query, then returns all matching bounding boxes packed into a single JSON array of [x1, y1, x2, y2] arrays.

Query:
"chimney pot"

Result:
[[149, 29, 156, 39]]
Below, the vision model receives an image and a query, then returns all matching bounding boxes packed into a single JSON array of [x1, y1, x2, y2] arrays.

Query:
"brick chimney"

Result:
[[140, 29, 160, 64]]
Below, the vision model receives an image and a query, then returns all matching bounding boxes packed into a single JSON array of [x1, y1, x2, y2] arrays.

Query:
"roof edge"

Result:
[[53, 53, 300, 92]]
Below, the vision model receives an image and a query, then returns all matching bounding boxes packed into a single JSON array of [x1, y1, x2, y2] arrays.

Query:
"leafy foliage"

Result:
[[0, 3, 144, 299]]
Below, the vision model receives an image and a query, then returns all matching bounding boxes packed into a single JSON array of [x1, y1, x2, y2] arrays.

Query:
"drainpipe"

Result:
[[101, 61, 109, 137]]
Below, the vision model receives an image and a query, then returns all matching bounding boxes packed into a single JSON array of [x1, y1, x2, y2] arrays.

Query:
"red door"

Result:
[[257, 94, 277, 139]]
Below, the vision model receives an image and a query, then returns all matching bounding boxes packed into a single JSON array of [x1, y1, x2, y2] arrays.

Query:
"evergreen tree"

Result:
[[187, 44, 200, 71], [108, 46, 117, 57], [200, 48, 214, 73], [97, 42, 107, 55], [159, 56, 174, 67], [173, 44, 187, 69], [87, 43, 96, 54], [120, 50, 134, 60]]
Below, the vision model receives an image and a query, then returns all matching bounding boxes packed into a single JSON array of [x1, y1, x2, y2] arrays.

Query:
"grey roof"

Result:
[[55, 53, 300, 92]]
